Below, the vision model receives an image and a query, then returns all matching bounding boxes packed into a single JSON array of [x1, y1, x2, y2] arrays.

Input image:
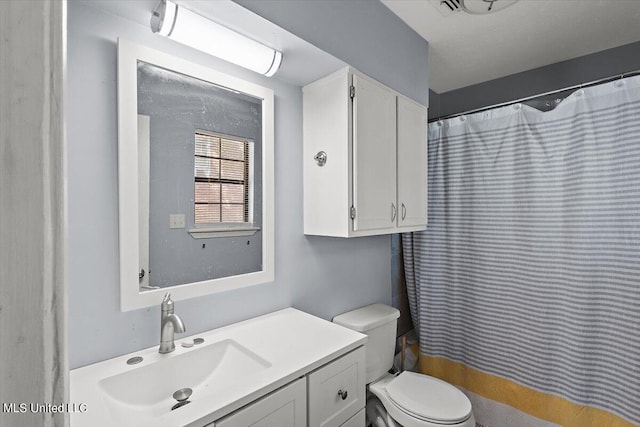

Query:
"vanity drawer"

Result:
[[215, 377, 306, 427], [307, 346, 366, 427], [341, 408, 365, 427]]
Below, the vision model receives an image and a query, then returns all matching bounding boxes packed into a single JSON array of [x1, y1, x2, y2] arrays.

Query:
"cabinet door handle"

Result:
[[391, 203, 397, 222], [402, 203, 406, 221], [337, 389, 348, 400]]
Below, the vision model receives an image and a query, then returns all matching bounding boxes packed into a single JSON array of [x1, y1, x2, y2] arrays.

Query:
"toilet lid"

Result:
[[386, 372, 472, 424]]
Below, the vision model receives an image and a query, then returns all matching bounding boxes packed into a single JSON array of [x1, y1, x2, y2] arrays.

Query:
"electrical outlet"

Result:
[[169, 214, 185, 229]]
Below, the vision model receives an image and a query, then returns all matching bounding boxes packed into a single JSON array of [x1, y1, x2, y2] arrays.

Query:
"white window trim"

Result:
[[188, 225, 260, 239]]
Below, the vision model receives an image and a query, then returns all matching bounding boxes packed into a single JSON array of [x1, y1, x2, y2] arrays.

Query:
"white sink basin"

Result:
[[98, 339, 270, 425]]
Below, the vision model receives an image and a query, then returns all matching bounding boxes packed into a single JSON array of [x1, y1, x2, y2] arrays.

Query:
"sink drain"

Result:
[[171, 387, 193, 410]]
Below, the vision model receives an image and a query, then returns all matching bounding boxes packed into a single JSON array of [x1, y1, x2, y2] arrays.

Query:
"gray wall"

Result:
[[236, 0, 429, 107], [391, 235, 413, 337], [435, 40, 640, 118], [427, 89, 441, 121], [68, 1, 428, 368]]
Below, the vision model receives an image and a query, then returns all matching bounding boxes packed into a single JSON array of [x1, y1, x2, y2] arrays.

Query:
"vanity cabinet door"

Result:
[[215, 378, 306, 427], [307, 347, 366, 427]]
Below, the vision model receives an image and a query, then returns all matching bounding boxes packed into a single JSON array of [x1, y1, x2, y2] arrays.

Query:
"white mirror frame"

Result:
[[117, 38, 274, 311]]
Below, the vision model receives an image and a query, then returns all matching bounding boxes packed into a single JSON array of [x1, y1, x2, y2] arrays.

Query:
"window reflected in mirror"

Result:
[[194, 132, 254, 225]]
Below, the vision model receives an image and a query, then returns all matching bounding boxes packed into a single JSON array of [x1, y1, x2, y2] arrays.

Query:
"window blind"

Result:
[[194, 132, 249, 224]]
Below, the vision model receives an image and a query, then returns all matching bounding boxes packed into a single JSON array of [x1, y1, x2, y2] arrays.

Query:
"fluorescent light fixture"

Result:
[[150, 0, 283, 77]]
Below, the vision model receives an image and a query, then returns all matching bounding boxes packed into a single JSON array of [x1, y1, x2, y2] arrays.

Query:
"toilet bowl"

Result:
[[333, 304, 475, 427], [368, 372, 475, 427]]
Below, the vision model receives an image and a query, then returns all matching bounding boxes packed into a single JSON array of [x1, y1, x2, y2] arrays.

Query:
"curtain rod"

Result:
[[429, 69, 640, 123]]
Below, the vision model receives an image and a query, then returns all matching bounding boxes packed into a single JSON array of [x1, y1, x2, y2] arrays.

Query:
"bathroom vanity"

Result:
[[70, 309, 367, 427]]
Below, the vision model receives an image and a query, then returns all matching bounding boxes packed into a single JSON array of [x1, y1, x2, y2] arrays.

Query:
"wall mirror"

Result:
[[118, 39, 274, 311]]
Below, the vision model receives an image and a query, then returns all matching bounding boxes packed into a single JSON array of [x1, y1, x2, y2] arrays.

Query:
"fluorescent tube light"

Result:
[[150, 0, 282, 77]]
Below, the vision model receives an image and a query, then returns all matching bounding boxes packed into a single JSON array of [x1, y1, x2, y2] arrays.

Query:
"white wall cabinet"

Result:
[[303, 67, 427, 237]]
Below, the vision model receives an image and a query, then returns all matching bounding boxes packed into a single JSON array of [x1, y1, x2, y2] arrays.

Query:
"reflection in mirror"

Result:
[[118, 39, 274, 311], [136, 62, 262, 288]]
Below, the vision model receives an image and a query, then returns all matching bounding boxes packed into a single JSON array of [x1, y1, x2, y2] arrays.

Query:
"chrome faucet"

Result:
[[159, 293, 186, 354]]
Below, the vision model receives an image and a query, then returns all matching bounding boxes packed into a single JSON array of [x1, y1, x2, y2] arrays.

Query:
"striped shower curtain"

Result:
[[403, 77, 640, 427]]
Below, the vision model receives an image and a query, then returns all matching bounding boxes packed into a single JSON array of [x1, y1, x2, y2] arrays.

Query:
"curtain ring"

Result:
[[614, 80, 625, 88]]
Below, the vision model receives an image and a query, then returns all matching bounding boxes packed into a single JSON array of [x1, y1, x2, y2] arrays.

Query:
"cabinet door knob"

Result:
[[314, 151, 327, 166], [391, 203, 397, 222], [337, 389, 348, 400], [402, 203, 406, 221]]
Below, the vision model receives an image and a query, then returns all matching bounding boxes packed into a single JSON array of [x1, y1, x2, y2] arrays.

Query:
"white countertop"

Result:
[[70, 308, 367, 427]]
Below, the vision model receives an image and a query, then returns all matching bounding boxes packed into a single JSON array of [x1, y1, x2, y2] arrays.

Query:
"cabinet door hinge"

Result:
[[350, 205, 356, 220], [349, 85, 355, 99]]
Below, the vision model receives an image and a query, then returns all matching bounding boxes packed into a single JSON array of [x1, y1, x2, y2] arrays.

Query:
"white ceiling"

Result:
[[382, 0, 640, 93]]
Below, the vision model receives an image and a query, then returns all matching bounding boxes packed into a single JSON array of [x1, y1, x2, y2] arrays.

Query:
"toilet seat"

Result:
[[386, 372, 472, 424], [369, 372, 475, 427]]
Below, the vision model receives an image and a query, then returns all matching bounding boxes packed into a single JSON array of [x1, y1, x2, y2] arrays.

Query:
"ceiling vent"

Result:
[[429, 0, 462, 17], [430, 0, 520, 17], [461, 0, 520, 15]]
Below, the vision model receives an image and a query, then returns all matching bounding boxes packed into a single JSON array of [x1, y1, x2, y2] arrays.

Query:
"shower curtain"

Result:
[[403, 77, 640, 427]]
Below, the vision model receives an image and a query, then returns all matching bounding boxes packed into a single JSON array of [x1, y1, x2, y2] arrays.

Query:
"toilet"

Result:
[[333, 304, 475, 427]]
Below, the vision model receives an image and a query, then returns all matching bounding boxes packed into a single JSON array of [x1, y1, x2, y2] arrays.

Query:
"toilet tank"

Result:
[[333, 304, 400, 383]]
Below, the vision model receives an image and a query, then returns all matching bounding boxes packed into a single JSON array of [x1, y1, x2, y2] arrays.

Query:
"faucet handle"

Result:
[[161, 292, 174, 311]]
